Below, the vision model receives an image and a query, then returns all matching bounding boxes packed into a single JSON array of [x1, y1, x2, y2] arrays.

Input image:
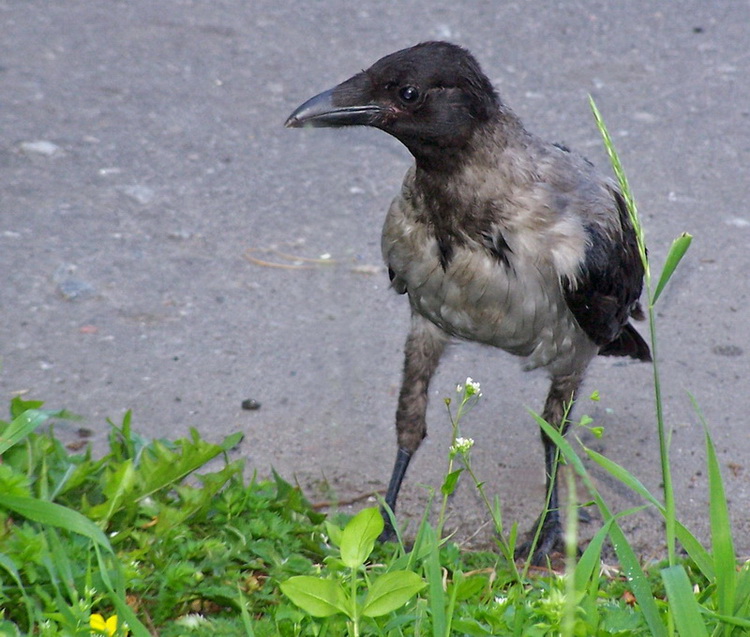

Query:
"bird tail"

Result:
[[599, 323, 652, 362]]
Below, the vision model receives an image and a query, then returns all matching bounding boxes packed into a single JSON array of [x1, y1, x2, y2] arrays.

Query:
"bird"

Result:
[[285, 41, 650, 564]]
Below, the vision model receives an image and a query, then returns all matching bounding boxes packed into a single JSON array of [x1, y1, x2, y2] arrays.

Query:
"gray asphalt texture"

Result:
[[2, 1, 749, 558]]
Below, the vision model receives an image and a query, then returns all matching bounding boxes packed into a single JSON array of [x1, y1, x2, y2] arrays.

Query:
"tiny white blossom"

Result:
[[450, 436, 474, 455], [464, 377, 481, 397], [176, 614, 209, 628]]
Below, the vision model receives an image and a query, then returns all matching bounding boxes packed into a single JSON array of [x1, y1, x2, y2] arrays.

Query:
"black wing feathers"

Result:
[[563, 189, 651, 361]]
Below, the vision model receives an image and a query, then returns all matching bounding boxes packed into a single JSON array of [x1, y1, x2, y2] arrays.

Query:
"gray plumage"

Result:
[[286, 41, 650, 564]]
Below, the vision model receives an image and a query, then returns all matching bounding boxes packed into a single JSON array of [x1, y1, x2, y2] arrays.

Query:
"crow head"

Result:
[[285, 41, 500, 168]]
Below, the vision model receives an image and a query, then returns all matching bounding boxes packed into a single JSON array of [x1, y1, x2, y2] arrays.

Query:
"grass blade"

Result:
[[574, 507, 646, 593], [702, 419, 737, 618], [237, 584, 257, 637], [0, 494, 112, 552], [94, 544, 151, 637], [661, 564, 709, 637], [533, 414, 667, 637], [584, 446, 714, 579], [653, 233, 692, 304], [0, 409, 52, 455], [0, 553, 35, 630], [422, 524, 447, 637]]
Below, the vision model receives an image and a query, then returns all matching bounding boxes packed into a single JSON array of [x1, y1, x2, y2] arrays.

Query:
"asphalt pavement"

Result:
[[2, 1, 749, 557]]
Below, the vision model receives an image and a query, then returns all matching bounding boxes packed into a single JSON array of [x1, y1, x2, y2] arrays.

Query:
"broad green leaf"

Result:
[[361, 570, 425, 617], [441, 468, 463, 496], [661, 565, 709, 637], [453, 573, 487, 602], [324, 520, 343, 547], [340, 507, 383, 569], [653, 233, 692, 304], [0, 494, 112, 552], [280, 576, 349, 617]]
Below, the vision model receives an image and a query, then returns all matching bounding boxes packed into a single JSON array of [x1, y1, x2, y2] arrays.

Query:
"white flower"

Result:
[[464, 377, 481, 397], [450, 437, 474, 455], [176, 614, 208, 628]]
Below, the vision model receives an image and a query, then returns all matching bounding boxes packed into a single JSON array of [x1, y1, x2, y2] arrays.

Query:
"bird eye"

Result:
[[398, 86, 420, 103]]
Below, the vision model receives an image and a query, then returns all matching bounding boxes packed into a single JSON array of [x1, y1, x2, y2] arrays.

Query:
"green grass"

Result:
[[2, 104, 749, 636]]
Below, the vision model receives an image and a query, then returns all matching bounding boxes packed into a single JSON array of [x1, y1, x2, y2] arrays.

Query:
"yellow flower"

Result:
[[90, 613, 120, 636]]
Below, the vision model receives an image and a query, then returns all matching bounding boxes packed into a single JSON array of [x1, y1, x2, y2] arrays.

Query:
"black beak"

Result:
[[285, 83, 384, 129]]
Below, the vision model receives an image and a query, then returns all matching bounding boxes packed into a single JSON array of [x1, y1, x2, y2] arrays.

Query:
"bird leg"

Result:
[[515, 372, 583, 565], [380, 312, 448, 541]]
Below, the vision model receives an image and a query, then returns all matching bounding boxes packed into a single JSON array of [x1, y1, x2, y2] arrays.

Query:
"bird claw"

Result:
[[378, 509, 398, 543], [514, 517, 569, 567]]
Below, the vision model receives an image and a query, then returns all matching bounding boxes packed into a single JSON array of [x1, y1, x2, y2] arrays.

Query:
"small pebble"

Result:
[[241, 398, 261, 411], [119, 184, 155, 205], [58, 278, 95, 300], [20, 140, 61, 156]]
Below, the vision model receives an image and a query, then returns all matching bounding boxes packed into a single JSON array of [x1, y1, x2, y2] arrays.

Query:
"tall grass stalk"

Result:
[[590, 96, 691, 569]]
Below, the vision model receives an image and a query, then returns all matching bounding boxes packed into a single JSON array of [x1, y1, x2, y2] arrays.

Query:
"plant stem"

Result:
[[350, 569, 360, 637], [589, 96, 676, 567]]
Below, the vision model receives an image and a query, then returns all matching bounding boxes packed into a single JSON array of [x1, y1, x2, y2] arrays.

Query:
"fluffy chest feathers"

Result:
[[381, 163, 599, 372]]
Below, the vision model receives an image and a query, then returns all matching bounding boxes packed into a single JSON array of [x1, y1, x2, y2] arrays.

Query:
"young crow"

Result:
[[285, 41, 650, 564]]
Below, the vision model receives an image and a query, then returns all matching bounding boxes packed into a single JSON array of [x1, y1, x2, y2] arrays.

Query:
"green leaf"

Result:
[[653, 233, 692, 304], [237, 583, 257, 637], [0, 409, 52, 455], [574, 509, 645, 593], [734, 562, 750, 621], [441, 468, 464, 496], [661, 565, 709, 637], [88, 430, 241, 521], [704, 421, 737, 617], [0, 493, 112, 553], [423, 523, 447, 635], [280, 576, 349, 617], [94, 544, 152, 637], [533, 412, 667, 637], [339, 507, 383, 569], [0, 552, 34, 630], [324, 520, 343, 547], [584, 445, 714, 579], [361, 570, 425, 617]]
